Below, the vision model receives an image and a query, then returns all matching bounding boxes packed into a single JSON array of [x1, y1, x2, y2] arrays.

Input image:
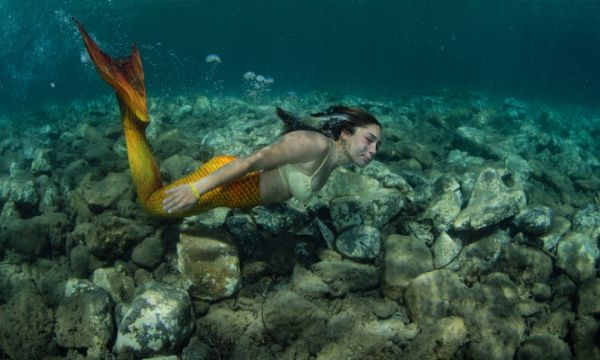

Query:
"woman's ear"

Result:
[[340, 129, 351, 141]]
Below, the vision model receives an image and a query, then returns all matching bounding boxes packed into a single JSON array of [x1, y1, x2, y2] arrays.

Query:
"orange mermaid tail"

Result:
[[74, 19, 261, 218]]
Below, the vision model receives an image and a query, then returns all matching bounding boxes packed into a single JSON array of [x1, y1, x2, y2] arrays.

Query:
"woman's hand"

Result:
[[163, 184, 200, 213]]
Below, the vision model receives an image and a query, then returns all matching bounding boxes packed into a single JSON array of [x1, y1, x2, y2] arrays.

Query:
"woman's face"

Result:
[[342, 124, 382, 167]]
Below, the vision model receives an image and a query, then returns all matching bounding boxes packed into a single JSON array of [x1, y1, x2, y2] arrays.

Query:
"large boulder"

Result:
[[422, 174, 463, 232], [512, 205, 554, 235], [456, 282, 526, 360], [577, 279, 600, 316], [404, 269, 468, 324], [330, 188, 404, 231], [335, 225, 381, 260], [453, 168, 526, 231], [516, 335, 572, 360], [0, 289, 56, 360], [262, 290, 328, 346], [55, 279, 114, 358], [572, 204, 600, 240], [177, 229, 241, 301], [115, 282, 195, 357], [311, 250, 379, 297], [69, 214, 154, 261], [556, 231, 599, 282], [402, 316, 467, 360], [78, 172, 134, 212], [92, 266, 136, 303], [383, 234, 433, 300]]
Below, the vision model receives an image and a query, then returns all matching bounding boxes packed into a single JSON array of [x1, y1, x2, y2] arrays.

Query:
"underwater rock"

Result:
[[319, 310, 410, 360], [404, 269, 468, 324], [262, 289, 328, 346], [69, 244, 91, 278], [402, 316, 467, 360], [132, 234, 166, 269], [252, 203, 308, 235], [36, 175, 61, 214], [400, 220, 435, 246], [0, 289, 56, 359], [512, 205, 554, 234], [83, 141, 113, 166], [0, 177, 39, 215], [572, 204, 600, 240], [570, 316, 600, 360], [422, 174, 463, 232], [484, 273, 520, 304], [453, 168, 526, 231], [446, 149, 485, 174], [553, 149, 594, 179], [456, 229, 511, 281], [313, 216, 335, 249], [160, 154, 199, 182], [78, 172, 134, 212], [394, 140, 435, 168], [290, 264, 330, 299], [181, 338, 211, 360], [497, 243, 553, 285], [455, 126, 501, 159], [361, 160, 413, 194], [195, 302, 262, 359], [536, 162, 575, 194], [31, 148, 53, 176], [56, 278, 114, 356], [175, 104, 193, 118], [335, 225, 381, 260], [455, 282, 525, 360], [556, 231, 599, 282], [92, 266, 136, 304], [311, 250, 379, 297], [383, 234, 433, 301], [70, 214, 154, 261], [577, 279, 600, 316], [225, 212, 262, 257], [41, 211, 71, 253], [177, 230, 241, 301], [329, 188, 404, 232], [115, 282, 194, 357], [517, 334, 573, 360], [504, 153, 533, 181], [539, 216, 571, 252], [431, 231, 462, 270], [530, 282, 552, 301], [182, 207, 230, 231], [530, 309, 575, 339], [2, 216, 51, 257]]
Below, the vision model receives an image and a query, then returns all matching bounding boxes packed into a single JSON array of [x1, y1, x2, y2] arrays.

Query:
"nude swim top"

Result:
[[277, 138, 334, 203]]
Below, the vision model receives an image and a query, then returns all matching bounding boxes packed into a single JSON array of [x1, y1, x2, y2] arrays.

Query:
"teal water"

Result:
[[2, 0, 600, 113]]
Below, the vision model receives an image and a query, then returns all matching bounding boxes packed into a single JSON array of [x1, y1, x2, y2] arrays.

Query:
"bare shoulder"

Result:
[[279, 130, 330, 154], [246, 130, 331, 172]]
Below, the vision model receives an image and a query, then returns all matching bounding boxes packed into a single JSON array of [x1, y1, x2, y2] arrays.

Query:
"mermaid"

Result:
[[74, 19, 382, 218]]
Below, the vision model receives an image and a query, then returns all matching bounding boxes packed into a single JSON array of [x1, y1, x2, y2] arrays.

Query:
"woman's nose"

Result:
[[369, 143, 377, 154]]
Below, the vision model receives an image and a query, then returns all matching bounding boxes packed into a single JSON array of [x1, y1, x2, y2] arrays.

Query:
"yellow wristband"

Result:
[[189, 184, 202, 200]]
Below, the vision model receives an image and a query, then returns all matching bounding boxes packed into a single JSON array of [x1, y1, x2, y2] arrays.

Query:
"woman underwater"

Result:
[[74, 20, 382, 218]]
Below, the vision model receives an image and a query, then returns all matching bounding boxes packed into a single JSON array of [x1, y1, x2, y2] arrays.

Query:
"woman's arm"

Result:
[[162, 131, 327, 213]]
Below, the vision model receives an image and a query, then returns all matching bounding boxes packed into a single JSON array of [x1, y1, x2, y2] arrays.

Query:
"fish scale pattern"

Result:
[[76, 19, 261, 218]]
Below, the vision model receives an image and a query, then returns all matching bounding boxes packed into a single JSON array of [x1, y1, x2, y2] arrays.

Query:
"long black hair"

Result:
[[276, 105, 381, 140]]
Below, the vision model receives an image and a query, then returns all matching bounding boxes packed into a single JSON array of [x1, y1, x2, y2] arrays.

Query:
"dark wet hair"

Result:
[[276, 105, 381, 140]]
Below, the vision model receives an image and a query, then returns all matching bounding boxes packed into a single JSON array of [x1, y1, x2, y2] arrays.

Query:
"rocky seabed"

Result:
[[0, 92, 599, 359]]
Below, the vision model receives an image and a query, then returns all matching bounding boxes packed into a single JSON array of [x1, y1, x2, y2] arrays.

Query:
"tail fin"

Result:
[[73, 18, 149, 122]]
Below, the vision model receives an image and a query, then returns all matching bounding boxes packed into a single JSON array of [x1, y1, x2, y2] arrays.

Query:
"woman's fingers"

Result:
[[163, 185, 196, 213]]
